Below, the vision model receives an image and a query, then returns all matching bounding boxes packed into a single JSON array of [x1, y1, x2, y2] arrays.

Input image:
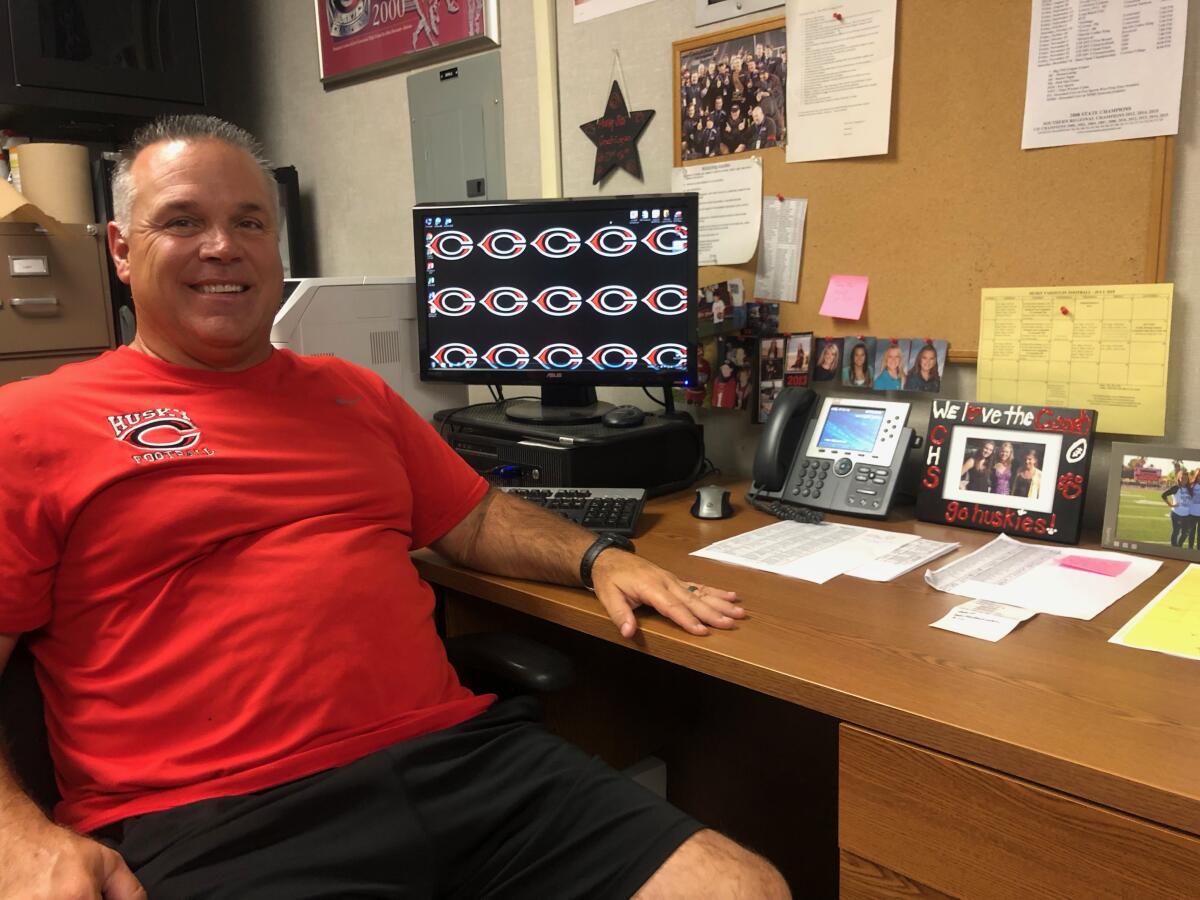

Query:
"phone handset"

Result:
[[752, 386, 817, 493]]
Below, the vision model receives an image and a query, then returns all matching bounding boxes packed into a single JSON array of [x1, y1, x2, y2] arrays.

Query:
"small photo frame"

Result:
[[902, 340, 947, 393], [916, 399, 1097, 544], [673, 17, 786, 164], [315, 0, 499, 84], [811, 337, 843, 383], [841, 338, 877, 389], [1102, 444, 1200, 561], [784, 332, 812, 387]]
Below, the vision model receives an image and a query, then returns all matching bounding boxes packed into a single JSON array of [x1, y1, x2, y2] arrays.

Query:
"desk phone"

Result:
[[750, 388, 919, 518]]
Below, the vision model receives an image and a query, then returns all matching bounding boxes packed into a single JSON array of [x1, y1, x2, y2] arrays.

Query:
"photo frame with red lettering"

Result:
[[915, 399, 1097, 544]]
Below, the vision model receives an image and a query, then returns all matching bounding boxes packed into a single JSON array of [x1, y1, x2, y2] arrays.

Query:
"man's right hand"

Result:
[[0, 820, 145, 900]]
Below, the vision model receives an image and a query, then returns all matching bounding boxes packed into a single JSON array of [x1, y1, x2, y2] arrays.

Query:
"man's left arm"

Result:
[[430, 490, 744, 638]]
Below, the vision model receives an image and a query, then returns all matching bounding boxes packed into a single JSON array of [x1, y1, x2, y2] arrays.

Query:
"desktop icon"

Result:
[[674, 211, 683, 221], [427, 276, 435, 285], [629, 210, 638, 220], [424, 217, 432, 226], [426, 261, 435, 271], [652, 209, 660, 219], [445, 217, 453, 226], [434, 217, 442, 226], [641, 210, 649, 220]]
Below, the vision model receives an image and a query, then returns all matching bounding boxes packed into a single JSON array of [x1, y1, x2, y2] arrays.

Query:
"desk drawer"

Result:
[[838, 725, 1200, 899]]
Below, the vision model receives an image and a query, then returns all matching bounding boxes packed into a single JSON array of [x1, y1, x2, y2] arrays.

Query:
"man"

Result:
[[722, 104, 750, 155], [0, 116, 789, 898], [751, 105, 778, 149]]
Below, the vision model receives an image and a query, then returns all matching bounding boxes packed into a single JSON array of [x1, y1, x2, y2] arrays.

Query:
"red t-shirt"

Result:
[[0, 347, 492, 833]]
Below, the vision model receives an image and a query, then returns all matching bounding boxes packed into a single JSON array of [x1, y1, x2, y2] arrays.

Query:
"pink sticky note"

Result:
[[1059, 555, 1130, 577], [819, 275, 869, 319]]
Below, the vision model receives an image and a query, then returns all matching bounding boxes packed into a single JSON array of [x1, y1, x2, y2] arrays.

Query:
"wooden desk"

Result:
[[415, 484, 1200, 898]]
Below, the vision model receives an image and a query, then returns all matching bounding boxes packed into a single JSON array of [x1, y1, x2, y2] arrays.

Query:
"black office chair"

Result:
[[0, 633, 573, 817]]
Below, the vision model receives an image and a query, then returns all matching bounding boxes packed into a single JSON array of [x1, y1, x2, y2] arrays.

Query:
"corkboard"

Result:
[[679, 4, 1173, 362]]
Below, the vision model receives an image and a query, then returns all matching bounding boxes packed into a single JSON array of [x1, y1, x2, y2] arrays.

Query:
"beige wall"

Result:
[[208, 0, 1198, 496]]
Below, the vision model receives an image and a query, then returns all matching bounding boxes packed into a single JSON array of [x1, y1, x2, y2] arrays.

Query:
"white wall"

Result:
[[208, 0, 1198, 501]]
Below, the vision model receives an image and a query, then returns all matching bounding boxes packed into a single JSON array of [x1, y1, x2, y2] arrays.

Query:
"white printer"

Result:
[[271, 276, 467, 422]]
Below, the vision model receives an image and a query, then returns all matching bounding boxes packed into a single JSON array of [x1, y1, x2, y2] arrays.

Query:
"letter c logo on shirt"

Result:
[[120, 418, 202, 452]]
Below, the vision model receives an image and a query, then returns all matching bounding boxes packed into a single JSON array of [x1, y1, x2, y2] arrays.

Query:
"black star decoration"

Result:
[[579, 81, 655, 185]]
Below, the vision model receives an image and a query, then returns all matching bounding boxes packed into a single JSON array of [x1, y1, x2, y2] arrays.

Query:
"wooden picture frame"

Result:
[[1102, 443, 1200, 561], [315, 0, 499, 85], [673, 17, 786, 165], [915, 399, 1098, 545]]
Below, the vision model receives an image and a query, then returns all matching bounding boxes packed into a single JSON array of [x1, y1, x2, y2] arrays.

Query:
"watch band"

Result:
[[579, 533, 636, 590]]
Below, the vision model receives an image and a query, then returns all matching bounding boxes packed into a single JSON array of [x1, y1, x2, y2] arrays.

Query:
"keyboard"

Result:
[[501, 487, 646, 536]]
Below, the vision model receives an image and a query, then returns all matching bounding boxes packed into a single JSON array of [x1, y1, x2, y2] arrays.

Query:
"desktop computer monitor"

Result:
[[413, 194, 699, 424]]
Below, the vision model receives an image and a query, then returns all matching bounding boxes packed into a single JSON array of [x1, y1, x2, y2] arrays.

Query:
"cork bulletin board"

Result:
[[677, 3, 1173, 361]]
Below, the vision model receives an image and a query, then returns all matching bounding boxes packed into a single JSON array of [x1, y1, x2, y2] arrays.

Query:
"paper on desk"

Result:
[[976, 284, 1173, 436], [925, 534, 1160, 620], [1021, 0, 1188, 150], [819, 275, 869, 320], [1110, 563, 1200, 662], [849, 537, 959, 582], [786, 0, 896, 162], [931, 599, 1037, 642], [692, 519, 917, 584], [670, 158, 762, 266], [753, 196, 806, 302]]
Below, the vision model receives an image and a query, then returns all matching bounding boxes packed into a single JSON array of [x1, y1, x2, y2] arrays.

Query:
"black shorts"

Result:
[[96, 697, 702, 899]]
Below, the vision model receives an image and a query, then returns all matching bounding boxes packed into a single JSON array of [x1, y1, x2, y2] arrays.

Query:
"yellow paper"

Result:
[[1110, 564, 1200, 661], [977, 285, 1172, 436]]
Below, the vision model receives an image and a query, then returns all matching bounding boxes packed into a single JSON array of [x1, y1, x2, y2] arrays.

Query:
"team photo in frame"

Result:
[[673, 17, 786, 164], [916, 399, 1098, 544], [1102, 443, 1200, 562]]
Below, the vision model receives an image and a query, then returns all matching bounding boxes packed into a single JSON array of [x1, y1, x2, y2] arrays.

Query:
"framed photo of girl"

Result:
[[916, 399, 1098, 545], [315, 0, 500, 84], [1102, 444, 1200, 562], [673, 17, 786, 164]]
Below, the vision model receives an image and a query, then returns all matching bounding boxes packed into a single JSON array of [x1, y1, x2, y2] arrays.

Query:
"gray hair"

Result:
[[111, 115, 277, 233]]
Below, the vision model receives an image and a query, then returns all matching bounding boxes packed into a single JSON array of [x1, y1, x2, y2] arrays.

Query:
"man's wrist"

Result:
[[579, 533, 636, 590]]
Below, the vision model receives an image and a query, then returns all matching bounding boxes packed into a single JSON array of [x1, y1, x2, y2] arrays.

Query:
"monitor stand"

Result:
[[504, 385, 613, 426]]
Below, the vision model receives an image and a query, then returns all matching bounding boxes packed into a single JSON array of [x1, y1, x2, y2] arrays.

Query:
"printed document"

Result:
[[850, 537, 959, 582], [976, 284, 1173, 436], [671, 158, 762, 266], [931, 599, 1037, 642], [925, 534, 1160, 620], [753, 196, 807, 302], [692, 520, 954, 585], [1110, 563, 1200, 661], [786, 0, 897, 162], [1022, 0, 1189, 149]]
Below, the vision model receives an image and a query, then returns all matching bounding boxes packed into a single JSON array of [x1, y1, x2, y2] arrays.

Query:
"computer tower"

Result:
[[437, 405, 704, 497]]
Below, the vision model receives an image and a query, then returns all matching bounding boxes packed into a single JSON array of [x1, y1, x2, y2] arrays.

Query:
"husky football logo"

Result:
[[107, 408, 212, 463]]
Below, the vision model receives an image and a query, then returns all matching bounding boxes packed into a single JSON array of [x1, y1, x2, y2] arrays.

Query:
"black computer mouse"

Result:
[[601, 405, 647, 428], [691, 485, 733, 519]]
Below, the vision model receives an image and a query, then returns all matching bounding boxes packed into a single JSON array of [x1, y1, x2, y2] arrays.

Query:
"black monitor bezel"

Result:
[[412, 193, 700, 390]]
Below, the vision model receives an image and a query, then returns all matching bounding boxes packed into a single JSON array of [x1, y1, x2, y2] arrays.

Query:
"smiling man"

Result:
[[0, 117, 788, 898]]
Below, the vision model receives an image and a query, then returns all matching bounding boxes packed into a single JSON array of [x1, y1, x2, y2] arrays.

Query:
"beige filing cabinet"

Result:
[[0, 221, 115, 386]]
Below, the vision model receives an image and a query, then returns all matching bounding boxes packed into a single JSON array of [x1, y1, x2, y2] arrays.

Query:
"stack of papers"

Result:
[[691, 520, 958, 584], [925, 535, 1161, 641]]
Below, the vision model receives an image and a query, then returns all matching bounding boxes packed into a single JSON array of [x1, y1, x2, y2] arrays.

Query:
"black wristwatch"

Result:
[[579, 533, 636, 590]]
